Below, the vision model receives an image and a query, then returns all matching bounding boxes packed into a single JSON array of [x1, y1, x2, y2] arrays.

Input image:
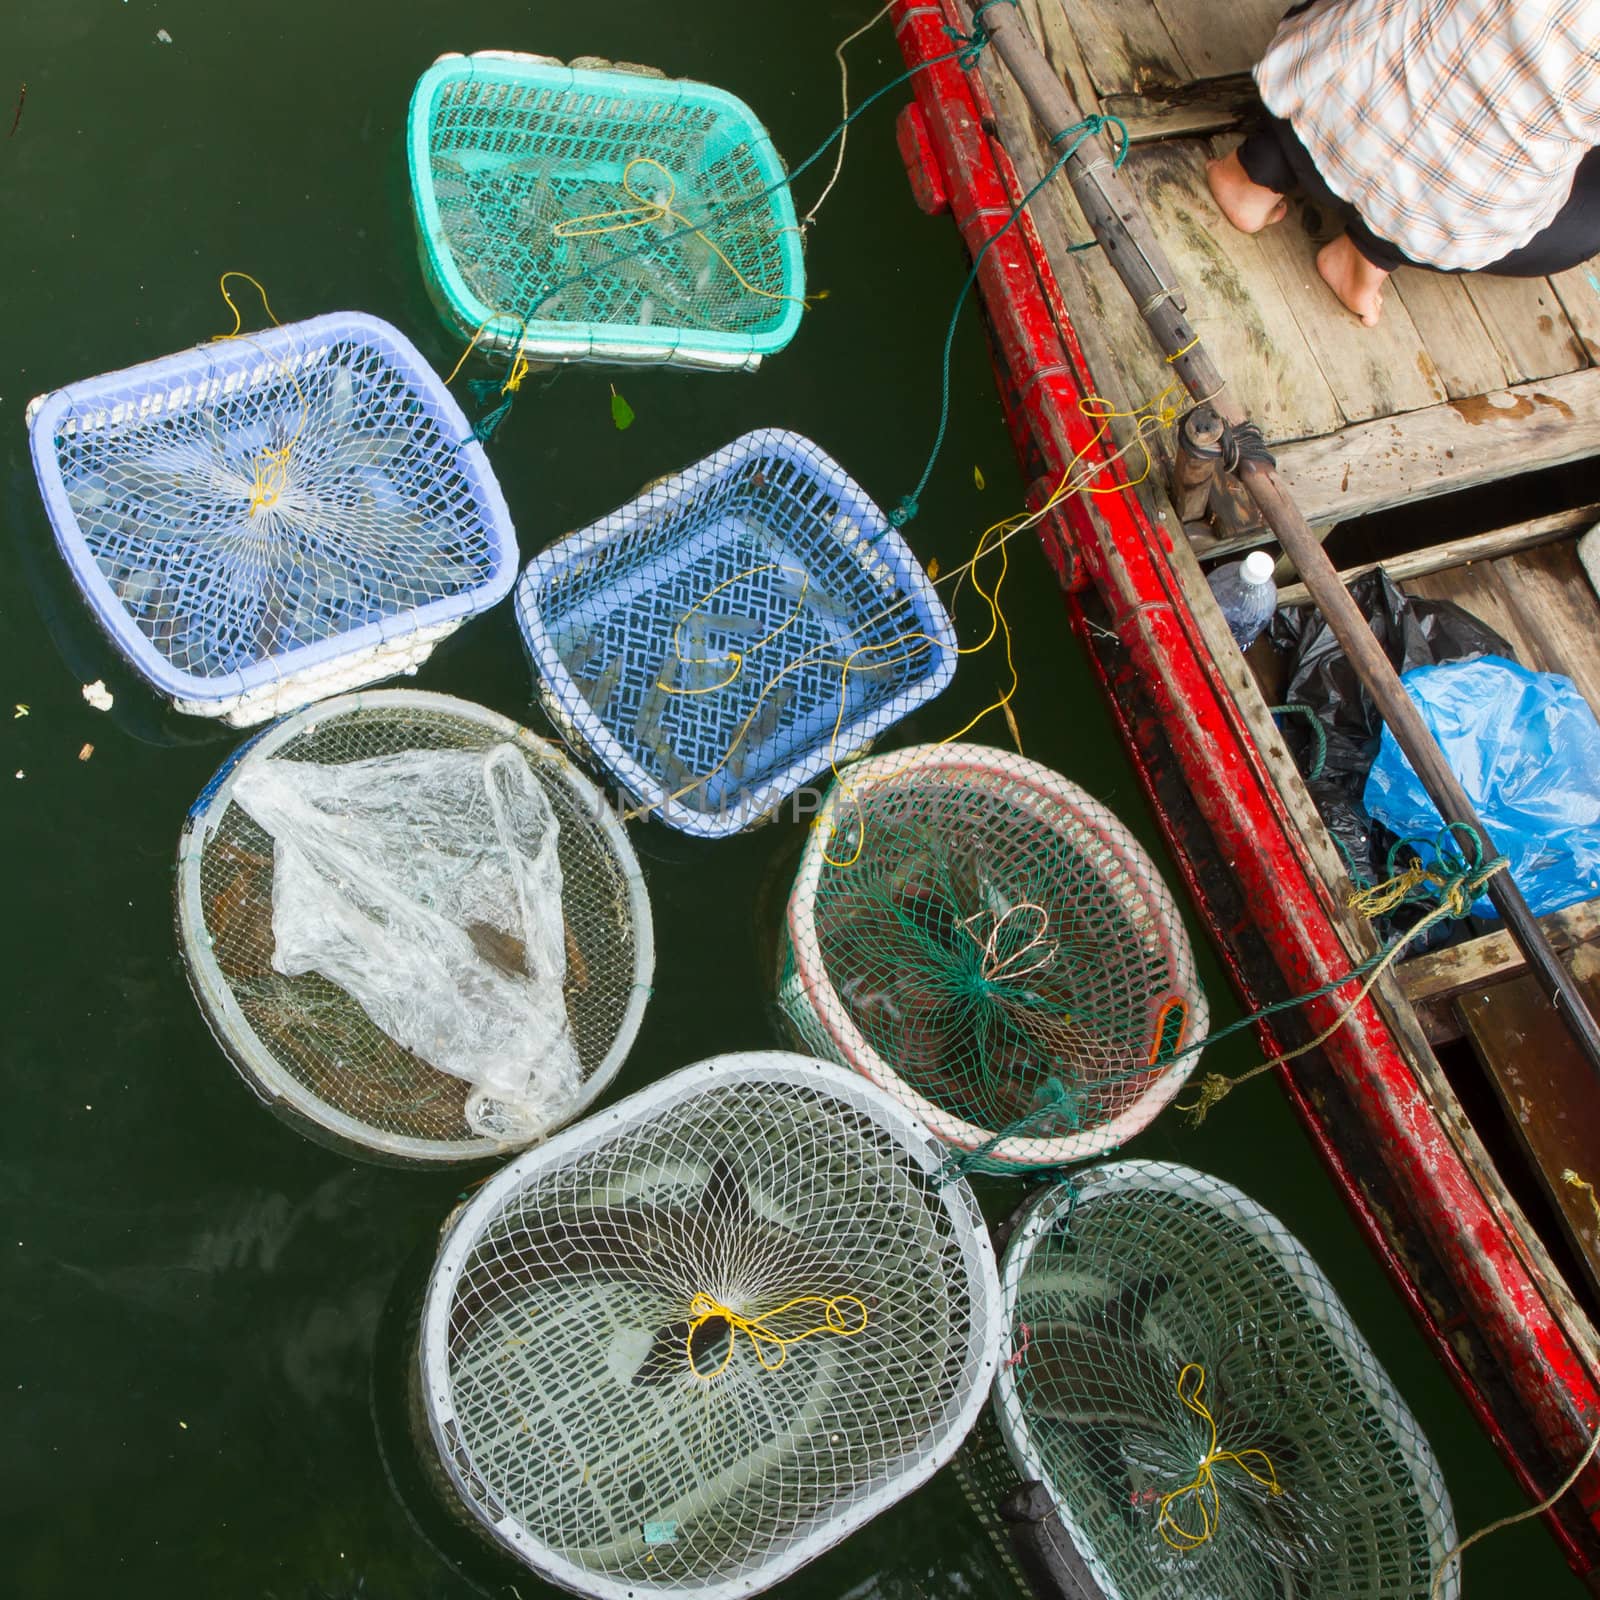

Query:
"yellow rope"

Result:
[[685, 1290, 868, 1380], [1346, 859, 1429, 919], [442, 314, 533, 391], [1156, 1363, 1283, 1552], [553, 156, 821, 311], [1179, 854, 1507, 1124], [621, 383, 1184, 838], [213, 270, 282, 340], [210, 272, 306, 516]]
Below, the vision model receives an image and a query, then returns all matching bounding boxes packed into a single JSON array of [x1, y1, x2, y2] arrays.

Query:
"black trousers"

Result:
[[1238, 111, 1600, 276]]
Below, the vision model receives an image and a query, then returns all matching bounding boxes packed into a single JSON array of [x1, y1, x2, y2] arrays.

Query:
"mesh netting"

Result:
[[417, 1052, 1000, 1598], [27, 312, 515, 725], [994, 1163, 1458, 1600], [177, 690, 652, 1164], [778, 745, 1207, 1171], [516, 429, 956, 839], [409, 53, 805, 371]]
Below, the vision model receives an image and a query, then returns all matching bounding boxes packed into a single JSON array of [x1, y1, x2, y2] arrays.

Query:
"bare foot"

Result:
[[1205, 150, 1289, 234], [1316, 234, 1390, 326]]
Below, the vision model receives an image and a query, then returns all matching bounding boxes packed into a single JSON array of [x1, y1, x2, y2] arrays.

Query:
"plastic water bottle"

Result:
[[1207, 550, 1278, 649]]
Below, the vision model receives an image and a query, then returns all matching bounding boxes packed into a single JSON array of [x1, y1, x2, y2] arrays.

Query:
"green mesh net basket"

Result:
[[777, 745, 1207, 1172], [990, 1162, 1458, 1600], [407, 52, 805, 373]]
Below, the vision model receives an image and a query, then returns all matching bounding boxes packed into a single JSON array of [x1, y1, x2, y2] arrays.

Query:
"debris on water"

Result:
[[12, 704, 27, 719], [974, 464, 986, 490], [14, 770, 23, 780], [78, 743, 95, 762], [156, 29, 173, 45], [82, 680, 114, 711]]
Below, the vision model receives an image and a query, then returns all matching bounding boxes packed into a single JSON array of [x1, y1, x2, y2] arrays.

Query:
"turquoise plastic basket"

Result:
[[407, 52, 805, 373]]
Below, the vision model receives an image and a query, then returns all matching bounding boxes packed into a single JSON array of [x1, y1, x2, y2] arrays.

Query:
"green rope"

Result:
[[889, 113, 1128, 527], [468, 41, 991, 395], [944, 0, 1019, 67], [940, 822, 1502, 1181], [1269, 703, 1327, 780]]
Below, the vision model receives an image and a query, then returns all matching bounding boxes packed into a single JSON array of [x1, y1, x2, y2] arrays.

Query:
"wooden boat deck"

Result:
[[1275, 511, 1600, 1307], [972, 0, 1600, 532]]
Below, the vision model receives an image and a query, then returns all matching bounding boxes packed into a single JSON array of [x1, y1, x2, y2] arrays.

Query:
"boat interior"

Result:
[[967, 0, 1600, 1368]]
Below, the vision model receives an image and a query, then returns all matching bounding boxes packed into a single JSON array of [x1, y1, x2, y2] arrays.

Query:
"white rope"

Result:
[[801, 2, 896, 228]]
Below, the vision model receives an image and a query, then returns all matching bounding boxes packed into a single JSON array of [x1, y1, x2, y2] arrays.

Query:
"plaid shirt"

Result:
[[1255, 0, 1600, 269]]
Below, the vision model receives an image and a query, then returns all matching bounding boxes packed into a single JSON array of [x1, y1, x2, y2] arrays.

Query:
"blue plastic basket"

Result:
[[407, 52, 805, 372], [27, 311, 517, 725], [516, 428, 957, 838]]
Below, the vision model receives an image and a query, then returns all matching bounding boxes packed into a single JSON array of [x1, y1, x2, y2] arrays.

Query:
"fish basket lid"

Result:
[[407, 54, 805, 371], [177, 689, 652, 1163], [779, 744, 1207, 1171], [27, 311, 515, 722], [417, 1051, 1001, 1597], [992, 1162, 1458, 1600]]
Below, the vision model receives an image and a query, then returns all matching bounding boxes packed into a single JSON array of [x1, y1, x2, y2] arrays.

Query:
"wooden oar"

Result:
[[978, 1, 1600, 1078]]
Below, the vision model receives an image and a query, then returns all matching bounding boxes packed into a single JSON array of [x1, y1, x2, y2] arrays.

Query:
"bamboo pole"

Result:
[[980, 2, 1600, 1075]]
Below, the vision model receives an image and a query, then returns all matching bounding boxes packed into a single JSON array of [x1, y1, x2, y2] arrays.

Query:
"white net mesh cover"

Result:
[[418, 1052, 1002, 1598], [778, 745, 1208, 1172], [993, 1162, 1459, 1600], [177, 690, 652, 1163]]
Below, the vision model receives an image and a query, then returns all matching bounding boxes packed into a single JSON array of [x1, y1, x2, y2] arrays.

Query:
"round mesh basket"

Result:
[[416, 1051, 1001, 1598], [176, 689, 653, 1163], [993, 1162, 1458, 1600], [777, 745, 1208, 1171]]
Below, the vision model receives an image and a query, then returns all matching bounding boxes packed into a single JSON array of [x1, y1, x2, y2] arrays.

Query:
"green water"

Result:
[[0, 1, 1581, 1594]]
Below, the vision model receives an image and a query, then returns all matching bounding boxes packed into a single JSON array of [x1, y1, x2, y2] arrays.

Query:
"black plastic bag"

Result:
[[1266, 569, 1514, 943]]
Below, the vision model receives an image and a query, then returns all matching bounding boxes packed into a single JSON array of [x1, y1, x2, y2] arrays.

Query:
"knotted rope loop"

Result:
[[1178, 409, 1278, 473], [685, 1291, 869, 1381], [1156, 1363, 1284, 1552], [943, 0, 1018, 68], [961, 900, 1056, 983]]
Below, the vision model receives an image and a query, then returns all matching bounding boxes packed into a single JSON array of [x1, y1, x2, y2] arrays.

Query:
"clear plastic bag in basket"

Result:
[[232, 742, 580, 1140]]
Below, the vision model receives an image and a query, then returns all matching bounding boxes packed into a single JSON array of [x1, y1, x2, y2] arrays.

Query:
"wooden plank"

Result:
[[1457, 954, 1600, 1306], [1118, 139, 1344, 443], [1271, 365, 1600, 524], [1549, 259, 1600, 366], [1148, 0, 1285, 81], [1237, 167, 1446, 423], [1044, 0, 1188, 99], [1276, 504, 1599, 605], [1100, 74, 1257, 145], [1391, 270, 1516, 400], [974, 17, 1157, 428], [1462, 274, 1588, 383], [1404, 565, 1552, 673], [1012, 0, 1102, 125], [1400, 896, 1600, 1004], [1492, 541, 1600, 715]]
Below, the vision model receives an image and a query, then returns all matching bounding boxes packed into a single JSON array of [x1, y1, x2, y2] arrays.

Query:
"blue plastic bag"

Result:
[[1363, 655, 1600, 919]]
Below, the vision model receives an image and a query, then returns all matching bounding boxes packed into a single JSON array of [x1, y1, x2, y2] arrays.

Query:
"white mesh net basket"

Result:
[[417, 1051, 1002, 1597], [177, 689, 653, 1163], [778, 744, 1208, 1172], [992, 1162, 1459, 1600]]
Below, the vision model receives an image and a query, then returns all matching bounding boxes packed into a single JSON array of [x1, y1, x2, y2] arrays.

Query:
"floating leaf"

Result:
[[974, 465, 986, 491], [927, 558, 941, 581], [610, 386, 635, 431], [1000, 693, 1024, 755]]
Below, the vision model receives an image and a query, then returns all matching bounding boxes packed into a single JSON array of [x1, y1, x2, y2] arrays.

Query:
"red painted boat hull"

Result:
[[889, 1, 1600, 1579]]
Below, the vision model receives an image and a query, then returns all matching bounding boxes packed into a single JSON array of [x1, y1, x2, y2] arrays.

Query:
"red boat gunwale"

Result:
[[888, 0, 1600, 1577]]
